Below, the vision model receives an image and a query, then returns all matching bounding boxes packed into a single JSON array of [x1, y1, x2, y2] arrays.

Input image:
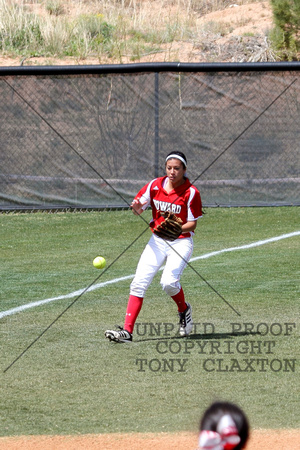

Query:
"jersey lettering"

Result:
[[153, 199, 181, 214]]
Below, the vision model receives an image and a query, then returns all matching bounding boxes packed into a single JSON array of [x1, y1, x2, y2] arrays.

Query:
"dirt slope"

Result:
[[0, 1, 274, 66]]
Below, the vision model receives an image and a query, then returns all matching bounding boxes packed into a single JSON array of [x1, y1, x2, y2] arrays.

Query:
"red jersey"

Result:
[[134, 176, 202, 238]]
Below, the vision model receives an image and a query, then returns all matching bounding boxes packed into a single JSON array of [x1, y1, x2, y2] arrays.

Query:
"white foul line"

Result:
[[191, 231, 300, 261], [1, 231, 299, 320], [0, 275, 135, 320]]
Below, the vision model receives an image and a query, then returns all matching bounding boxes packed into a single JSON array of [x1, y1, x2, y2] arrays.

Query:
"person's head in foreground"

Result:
[[198, 401, 250, 450]]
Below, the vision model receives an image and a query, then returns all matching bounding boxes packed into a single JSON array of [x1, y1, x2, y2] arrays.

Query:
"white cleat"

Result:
[[105, 327, 133, 343], [178, 303, 193, 336]]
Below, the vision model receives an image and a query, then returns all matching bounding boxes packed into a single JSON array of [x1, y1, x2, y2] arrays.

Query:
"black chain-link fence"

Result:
[[1, 63, 299, 211]]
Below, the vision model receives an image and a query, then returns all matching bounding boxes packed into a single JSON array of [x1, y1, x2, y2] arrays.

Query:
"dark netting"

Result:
[[0, 64, 299, 210]]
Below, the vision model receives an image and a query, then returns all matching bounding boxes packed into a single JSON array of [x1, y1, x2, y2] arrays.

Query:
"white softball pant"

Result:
[[130, 233, 194, 298]]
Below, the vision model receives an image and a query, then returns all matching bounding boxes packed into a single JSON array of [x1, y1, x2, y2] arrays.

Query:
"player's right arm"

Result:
[[131, 197, 148, 215], [130, 179, 156, 215]]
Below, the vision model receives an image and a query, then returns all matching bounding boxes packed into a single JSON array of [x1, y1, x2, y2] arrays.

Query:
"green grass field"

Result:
[[0, 207, 299, 436]]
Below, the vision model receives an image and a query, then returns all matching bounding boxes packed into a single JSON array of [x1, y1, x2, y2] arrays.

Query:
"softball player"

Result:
[[105, 151, 202, 342], [198, 401, 250, 450]]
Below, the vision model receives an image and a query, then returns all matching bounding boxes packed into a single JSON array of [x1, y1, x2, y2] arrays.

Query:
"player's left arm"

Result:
[[182, 220, 198, 233], [183, 187, 202, 233]]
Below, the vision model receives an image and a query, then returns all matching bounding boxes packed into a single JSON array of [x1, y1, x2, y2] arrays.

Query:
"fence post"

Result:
[[154, 72, 159, 177]]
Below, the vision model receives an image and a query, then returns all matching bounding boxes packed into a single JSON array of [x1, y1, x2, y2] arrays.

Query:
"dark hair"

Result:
[[165, 151, 187, 169], [200, 402, 249, 450]]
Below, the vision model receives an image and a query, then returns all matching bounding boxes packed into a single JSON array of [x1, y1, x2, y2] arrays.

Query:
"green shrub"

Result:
[[270, 0, 300, 60], [76, 14, 114, 41], [45, 0, 65, 16], [0, 2, 43, 55], [69, 14, 115, 57]]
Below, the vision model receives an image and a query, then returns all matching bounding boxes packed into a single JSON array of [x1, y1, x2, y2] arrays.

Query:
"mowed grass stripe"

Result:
[[0, 207, 299, 436], [1, 230, 298, 319]]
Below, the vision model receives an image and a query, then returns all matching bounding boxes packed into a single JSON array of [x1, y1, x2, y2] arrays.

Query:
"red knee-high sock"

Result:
[[124, 295, 143, 334], [171, 287, 187, 313]]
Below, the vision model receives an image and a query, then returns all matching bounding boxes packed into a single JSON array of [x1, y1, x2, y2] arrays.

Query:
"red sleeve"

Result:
[[133, 179, 157, 211], [187, 186, 202, 221]]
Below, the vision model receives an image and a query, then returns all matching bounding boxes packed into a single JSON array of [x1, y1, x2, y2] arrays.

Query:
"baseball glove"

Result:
[[153, 211, 183, 241]]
